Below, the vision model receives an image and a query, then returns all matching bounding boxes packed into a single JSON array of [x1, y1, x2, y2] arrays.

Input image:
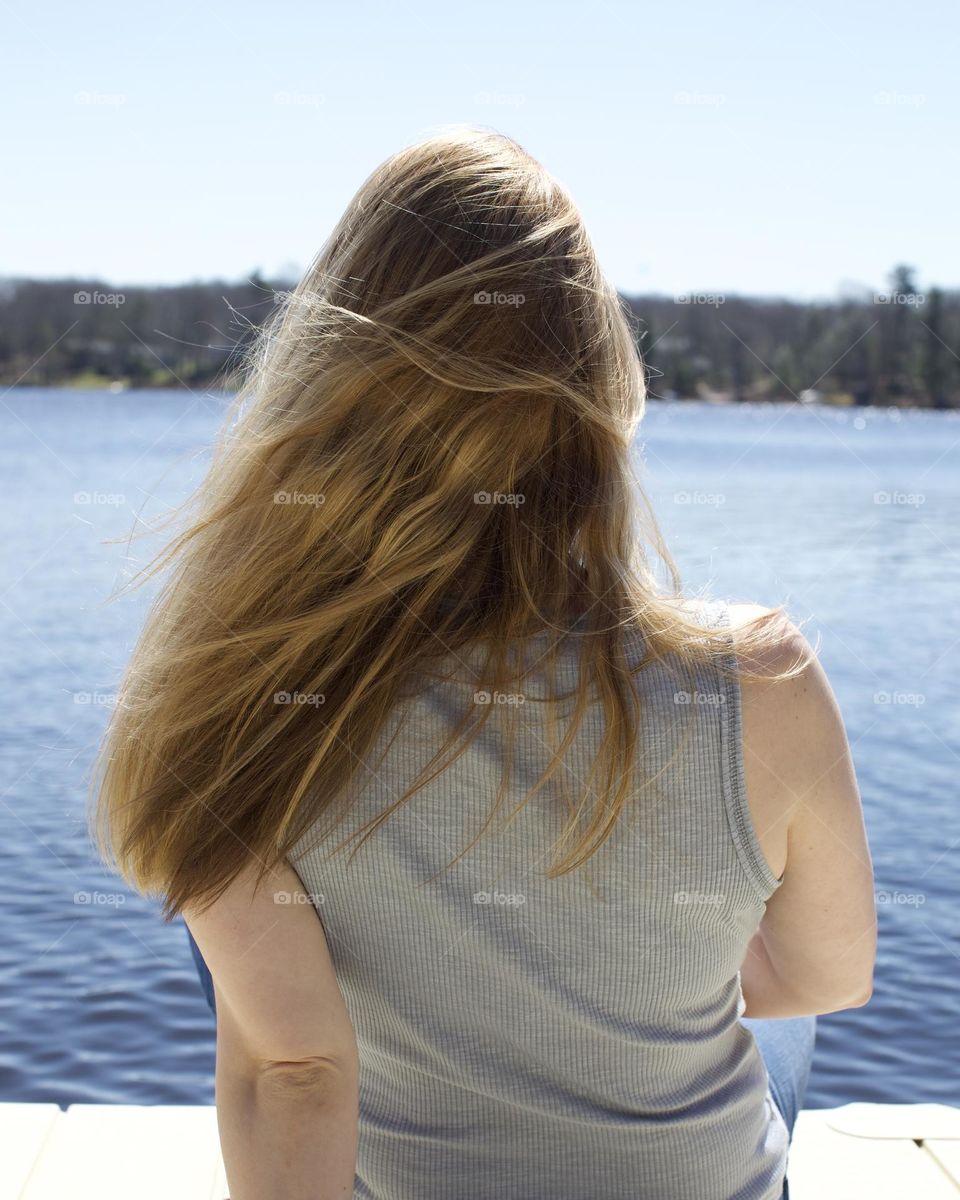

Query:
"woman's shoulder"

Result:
[[725, 601, 815, 674], [729, 602, 851, 881]]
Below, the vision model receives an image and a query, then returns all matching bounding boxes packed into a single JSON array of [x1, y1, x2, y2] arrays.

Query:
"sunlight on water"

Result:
[[0, 391, 956, 1106]]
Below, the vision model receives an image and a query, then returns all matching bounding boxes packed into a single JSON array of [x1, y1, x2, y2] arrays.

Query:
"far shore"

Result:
[[2, 378, 947, 410]]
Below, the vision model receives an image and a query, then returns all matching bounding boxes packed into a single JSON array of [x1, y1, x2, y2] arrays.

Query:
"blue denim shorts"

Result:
[[742, 1015, 818, 1200]]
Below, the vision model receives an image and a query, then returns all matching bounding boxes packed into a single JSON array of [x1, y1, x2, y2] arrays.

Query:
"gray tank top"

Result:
[[288, 597, 788, 1199]]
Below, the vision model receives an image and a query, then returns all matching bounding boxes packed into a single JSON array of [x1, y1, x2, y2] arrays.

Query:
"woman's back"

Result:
[[96, 131, 874, 1200], [288, 598, 788, 1200]]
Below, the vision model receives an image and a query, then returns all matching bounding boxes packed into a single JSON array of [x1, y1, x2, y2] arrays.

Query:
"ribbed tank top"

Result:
[[288, 597, 788, 1200]]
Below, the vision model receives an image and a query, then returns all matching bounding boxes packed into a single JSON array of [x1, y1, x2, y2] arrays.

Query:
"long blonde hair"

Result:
[[92, 127, 804, 920]]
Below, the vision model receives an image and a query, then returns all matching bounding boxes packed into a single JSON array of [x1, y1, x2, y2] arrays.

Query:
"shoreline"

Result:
[[1, 381, 952, 411]]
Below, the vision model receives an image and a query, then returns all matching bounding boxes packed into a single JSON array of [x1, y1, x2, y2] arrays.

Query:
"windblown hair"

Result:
[[92, 127, 808, 920]]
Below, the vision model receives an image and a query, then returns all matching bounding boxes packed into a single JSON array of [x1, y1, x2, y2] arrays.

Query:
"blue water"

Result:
[[0, 389, 957, 1108]]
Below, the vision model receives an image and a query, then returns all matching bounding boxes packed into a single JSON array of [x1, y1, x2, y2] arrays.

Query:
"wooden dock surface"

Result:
[[1, 1101, 959, 1198]]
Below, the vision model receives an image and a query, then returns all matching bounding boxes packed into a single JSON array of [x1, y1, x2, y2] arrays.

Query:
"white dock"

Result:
[[1, 1102, 959, 1198]]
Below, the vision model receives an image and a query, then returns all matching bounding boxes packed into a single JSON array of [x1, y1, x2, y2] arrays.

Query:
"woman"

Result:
[[93, 128, 876, 1200]]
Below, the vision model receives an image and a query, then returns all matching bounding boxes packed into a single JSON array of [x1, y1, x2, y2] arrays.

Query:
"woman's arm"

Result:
[[184, 858, 358, 1199], [733, 609, 877, 1018]]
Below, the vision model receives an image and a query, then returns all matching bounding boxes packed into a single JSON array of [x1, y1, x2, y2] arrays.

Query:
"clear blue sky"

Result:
[[2, 0, 956, 299]]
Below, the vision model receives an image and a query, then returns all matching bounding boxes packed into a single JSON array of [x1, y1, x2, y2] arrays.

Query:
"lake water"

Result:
[[0, 389, 957, 1108]]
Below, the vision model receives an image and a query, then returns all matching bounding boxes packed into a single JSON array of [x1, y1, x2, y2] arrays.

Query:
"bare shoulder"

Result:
[[726, 602, 839, 749], [725, 603, 846, 880], [728, 605, 875, 1012], [726, 602, 815, 676]]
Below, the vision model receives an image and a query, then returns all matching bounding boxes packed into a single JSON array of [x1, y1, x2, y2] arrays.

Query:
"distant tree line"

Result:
[[627, 266, 958, 408], [0, 272, 280, 392], [1, 266, 957, 407]]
